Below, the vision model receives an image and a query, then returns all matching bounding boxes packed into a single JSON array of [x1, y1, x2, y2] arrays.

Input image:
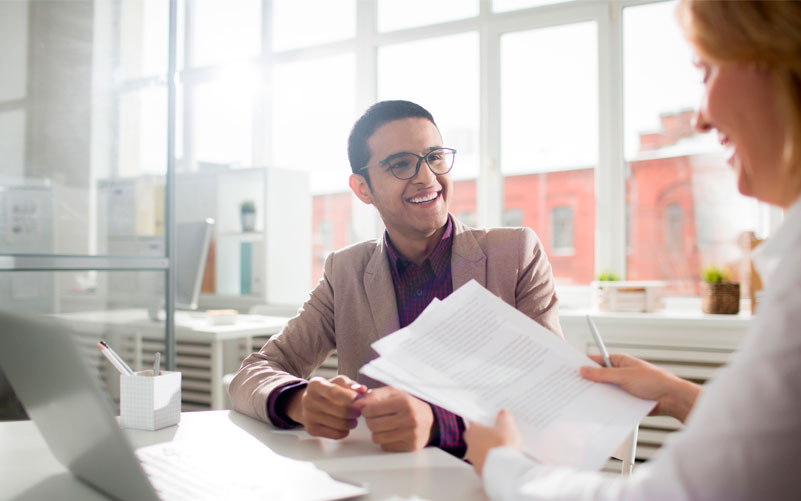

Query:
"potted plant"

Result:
[[701, 265, 740, 314], [240, 200, 256, 232]]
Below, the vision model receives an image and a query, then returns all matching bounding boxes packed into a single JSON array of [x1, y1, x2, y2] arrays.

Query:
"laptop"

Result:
[[0, 310, 366, 501]]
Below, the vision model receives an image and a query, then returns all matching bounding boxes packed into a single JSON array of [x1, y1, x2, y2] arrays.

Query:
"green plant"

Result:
[[702, 265, 733, 283], [596, 271, 620, 281], [240, 200, 256, 214]]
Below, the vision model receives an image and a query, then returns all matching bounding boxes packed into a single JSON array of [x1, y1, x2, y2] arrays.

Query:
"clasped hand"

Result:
[[287, 376, 435, 451]]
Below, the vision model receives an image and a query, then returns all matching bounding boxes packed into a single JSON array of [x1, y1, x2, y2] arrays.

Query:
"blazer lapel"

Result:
[[451, 217, 487, 290], [363, 238, 400, 339]]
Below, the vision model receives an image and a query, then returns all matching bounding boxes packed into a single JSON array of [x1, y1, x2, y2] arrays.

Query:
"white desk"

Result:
[[55, 310, 290, 409], [1, 410, 488, 501]]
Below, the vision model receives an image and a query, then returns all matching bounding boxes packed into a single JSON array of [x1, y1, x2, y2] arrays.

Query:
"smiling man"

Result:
[[229, 100, 562, 457]]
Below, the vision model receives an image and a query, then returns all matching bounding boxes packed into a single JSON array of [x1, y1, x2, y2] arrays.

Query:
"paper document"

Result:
[[361, 280, 655, 470]]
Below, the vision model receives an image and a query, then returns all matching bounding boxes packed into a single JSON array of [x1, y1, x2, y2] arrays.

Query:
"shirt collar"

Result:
[[384, 215, 454, 277], [752, 196, 801, 289]]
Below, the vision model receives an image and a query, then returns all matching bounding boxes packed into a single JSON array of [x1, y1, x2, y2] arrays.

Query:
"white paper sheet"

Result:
[[361, 280, 655, 470]]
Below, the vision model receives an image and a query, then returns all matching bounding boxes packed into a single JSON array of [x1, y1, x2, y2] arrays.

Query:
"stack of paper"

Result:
[[361, 280, 655, 470]]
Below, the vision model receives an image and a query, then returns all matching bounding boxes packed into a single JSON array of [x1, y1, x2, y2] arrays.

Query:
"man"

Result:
[[229, 100, 562, 457]]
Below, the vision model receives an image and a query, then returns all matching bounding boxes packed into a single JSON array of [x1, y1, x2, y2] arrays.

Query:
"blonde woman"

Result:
[[464, 1, 801, 498]]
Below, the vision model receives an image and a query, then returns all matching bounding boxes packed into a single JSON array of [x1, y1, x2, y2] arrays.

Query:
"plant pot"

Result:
[[701, 282, 740, 314], [240, 212, 255, 232]]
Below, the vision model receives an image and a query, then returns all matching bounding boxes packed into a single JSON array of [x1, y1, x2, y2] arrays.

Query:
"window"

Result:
[[377, 33, 480, 181], [189, 0, 261, 67], [550, 206, 574, 255], [503, 209, 524, 227], [623, 1, 760, 294], [377, 0, 478, 32], [99, 0, 772, 308], [500, 21, 597, 285], [273, 0, 356, 51], [273, 54, 356, 193], [493, 0, 574, 13]]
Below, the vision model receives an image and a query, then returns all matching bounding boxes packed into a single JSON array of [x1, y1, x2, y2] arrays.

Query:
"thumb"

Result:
[[496, 409, 516, 428]]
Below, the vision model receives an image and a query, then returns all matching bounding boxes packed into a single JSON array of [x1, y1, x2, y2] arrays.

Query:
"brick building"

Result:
[[311, 110, 728, 294]]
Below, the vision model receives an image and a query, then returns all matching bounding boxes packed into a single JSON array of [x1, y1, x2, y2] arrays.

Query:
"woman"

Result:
[[464, 1, 801, 499]]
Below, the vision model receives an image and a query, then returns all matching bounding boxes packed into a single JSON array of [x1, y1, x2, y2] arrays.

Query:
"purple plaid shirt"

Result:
[[383, 216, 465, 457], [268, 216, 465, 456]]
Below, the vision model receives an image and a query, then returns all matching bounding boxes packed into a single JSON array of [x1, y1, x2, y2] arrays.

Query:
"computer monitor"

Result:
[[174, 219, 214, 310]]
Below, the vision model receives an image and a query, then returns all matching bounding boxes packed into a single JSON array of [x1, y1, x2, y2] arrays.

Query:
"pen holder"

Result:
[[120, 370, 181, 431]]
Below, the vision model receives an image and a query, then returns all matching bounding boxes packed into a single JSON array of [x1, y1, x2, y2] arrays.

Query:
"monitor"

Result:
[[174, 219, 214, 310]]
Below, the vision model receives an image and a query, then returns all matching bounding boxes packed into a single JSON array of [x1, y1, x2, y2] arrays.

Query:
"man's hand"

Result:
[[580, 353, 701, 423], [464, 409, 522, 476], [286, 375, 367, 439], [353, 386, 435, 452]]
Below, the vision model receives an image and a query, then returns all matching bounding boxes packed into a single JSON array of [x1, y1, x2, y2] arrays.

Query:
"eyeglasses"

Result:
[[359, 147, 457, 180]]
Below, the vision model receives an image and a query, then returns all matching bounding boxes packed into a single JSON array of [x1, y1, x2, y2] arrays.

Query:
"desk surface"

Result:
[[55, 309, 290, 341], [1, 410, 488, 501]]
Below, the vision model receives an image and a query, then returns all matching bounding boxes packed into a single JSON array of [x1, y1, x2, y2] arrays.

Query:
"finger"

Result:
[[496, 409, 516, 428], [329, 375, 369, 394], [363, 413, 403, 433], [305, 421, 354, 440], [586, 354, 605, 365], [308, 378, 361, 406], [379, 440, 414, 452], [353, 387, 396, 414], [305, 387, 360, 420], [303, 397, 359, 430]]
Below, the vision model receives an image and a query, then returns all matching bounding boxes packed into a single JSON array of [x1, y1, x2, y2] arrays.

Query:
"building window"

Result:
[[665, 203, 683, 252], [503, 209, 524, 227], [550, 206, 574, 255]]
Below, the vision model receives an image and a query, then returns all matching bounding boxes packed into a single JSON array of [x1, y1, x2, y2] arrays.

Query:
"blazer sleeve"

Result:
[[515, 227, 563, 338], [228, 252, 339, 424]]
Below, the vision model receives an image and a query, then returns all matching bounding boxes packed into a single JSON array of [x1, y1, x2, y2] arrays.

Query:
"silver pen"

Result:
[[153, 352, 161, 376], [586, 315, 612, 368]]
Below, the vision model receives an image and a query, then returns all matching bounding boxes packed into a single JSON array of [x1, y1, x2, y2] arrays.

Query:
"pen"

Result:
[[153, 352, 161, 376], [586, 315, 612, 368], [98, 341, 135, 376]]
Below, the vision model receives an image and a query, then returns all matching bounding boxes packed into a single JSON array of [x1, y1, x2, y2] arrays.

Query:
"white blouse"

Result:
[[482, 198, 801, 500]]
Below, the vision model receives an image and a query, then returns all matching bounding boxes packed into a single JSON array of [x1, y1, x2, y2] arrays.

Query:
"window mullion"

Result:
[[596, 1, 626, 278]]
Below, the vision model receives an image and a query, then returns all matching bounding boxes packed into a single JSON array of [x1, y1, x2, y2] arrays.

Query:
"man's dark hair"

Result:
[[347, 100, 437, 187]]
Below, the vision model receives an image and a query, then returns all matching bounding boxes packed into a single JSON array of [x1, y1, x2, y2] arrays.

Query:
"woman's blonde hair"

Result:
[[677, 0, 801, 196]]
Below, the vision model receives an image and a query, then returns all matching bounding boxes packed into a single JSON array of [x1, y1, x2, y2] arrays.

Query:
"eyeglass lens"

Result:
[[388, 149, 455, 179]]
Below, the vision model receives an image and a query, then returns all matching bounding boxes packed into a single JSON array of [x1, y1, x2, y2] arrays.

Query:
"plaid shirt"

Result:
[[269, 216, 465, 456], [383, 216, 465, 457]]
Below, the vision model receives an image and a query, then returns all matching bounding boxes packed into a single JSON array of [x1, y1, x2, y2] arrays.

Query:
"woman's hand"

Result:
[[580, 353, 701, 423], [464, 409, 522, 476]]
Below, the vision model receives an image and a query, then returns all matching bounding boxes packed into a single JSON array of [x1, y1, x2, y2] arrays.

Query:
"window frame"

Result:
[[112, 0, 783, 306]]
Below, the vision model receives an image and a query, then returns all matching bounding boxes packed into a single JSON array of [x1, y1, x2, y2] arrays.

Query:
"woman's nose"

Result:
[[692, 108, 712, 133]]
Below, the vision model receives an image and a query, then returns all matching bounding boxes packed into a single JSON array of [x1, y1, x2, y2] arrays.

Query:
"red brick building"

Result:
[[312, 111, 713, 294]]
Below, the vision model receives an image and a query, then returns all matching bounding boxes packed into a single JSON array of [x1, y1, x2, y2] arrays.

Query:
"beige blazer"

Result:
[[229, 218, 563, 424]]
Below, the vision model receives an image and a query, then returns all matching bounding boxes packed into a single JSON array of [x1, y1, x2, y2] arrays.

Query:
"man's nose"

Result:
[[412, 158, 436, 183]]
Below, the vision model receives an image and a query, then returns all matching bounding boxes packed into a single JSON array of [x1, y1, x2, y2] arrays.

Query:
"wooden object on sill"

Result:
[[701, 282, 740, 315], [591, 281, 666, 312], [750, 237, 764, 313]]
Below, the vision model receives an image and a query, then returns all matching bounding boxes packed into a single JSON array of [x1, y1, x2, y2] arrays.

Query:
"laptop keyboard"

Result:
[[136, 443, 257, 501], [135, 440, 367, 501]]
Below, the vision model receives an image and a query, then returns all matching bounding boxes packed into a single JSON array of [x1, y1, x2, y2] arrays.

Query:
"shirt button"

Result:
[[416, 289, 423, 296]]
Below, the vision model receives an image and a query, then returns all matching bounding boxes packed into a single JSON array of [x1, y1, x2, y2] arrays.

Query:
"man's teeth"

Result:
[[409, 193, 438, 204]]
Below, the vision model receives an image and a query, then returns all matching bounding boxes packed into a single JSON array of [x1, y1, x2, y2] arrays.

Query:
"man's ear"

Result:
[[349, 174, 374, 205]]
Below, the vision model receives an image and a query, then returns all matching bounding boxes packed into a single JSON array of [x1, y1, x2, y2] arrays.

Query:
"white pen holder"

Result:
[[120, 370, 181, 431]]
